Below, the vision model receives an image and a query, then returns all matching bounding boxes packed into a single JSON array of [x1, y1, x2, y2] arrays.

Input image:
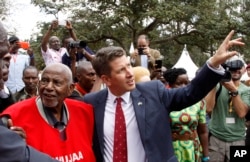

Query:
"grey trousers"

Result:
[[209, 135, 245, 162]]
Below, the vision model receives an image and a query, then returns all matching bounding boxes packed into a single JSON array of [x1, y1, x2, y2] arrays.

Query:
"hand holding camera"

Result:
[[220, 59, 244, 82], [138, 47, 150, 56], [68, 40, 87, 49]]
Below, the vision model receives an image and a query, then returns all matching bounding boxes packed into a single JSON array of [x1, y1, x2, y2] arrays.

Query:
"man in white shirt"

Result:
[[5, 36, 35, 93]]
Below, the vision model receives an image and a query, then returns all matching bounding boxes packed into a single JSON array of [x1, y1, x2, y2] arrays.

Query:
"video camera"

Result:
[[68, 40, 87, 48], [221, 60, 244, 82], [138, 48, 145, 55]]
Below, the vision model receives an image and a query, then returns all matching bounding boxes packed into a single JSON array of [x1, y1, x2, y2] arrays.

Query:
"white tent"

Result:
[[172, 45, 199, 80], [129, 42, 134, 54]]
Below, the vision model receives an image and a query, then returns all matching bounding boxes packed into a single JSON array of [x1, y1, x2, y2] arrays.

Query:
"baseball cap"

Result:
[[8, 36, 19, 43]]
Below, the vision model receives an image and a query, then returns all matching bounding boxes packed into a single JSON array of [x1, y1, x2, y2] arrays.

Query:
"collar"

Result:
[[74, 83, 87, 96], [43, 104, 68, 129], [35, 97, 69, 125], [107, 88, 130, 104], [24, 87, 38, 97]]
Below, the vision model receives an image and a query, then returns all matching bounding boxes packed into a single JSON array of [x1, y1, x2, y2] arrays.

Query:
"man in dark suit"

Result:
[[0, 21, 58, 162], [0, 121, 58, 162], [82, 30, 244, 162]]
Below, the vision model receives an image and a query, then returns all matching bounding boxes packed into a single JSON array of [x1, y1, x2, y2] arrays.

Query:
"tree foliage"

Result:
[[0, 0, 9, 20], [31, 0, 250, 69]]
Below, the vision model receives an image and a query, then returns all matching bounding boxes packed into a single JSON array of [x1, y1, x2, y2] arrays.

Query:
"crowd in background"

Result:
[[0, 20, 250, 162]]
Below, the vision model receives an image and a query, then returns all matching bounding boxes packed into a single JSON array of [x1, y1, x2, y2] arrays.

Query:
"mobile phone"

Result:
[[155, 59, 162, 69], [138, 48, 144, 55], [58, 20, 67, 26]]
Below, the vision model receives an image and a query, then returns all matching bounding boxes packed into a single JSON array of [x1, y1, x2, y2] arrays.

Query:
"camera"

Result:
[[220, 60, 244, 82], [18, 41, 30, 50], [68, 40, 87, 48], [138, 48, 144, 55]]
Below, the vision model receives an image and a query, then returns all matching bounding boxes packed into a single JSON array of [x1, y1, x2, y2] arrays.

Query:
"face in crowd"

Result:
[[163, 68, 189, 88], [22, 67, 39, 92], [0, 21, 9, 90], [76, 61, 96, 93], [137, 35, 149, 49], [9, 37, 21, 54], [38, 63, 74, 109], [92, 46, 135, 96], [2, 53, 11, 82], [172, 73, 189, 88], [229, 68, 244, 81], [49, 36, 61, 51]]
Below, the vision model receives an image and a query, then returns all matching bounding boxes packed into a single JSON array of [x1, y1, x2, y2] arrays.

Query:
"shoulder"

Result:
[[239, 82, 250, 92], [84, 89, 107, 101], [65, 98, 94, 117], [2, 98, 36, 117], [65, 98, 92, 108], [149, 48, 161, 55], [134, 80, 167, 97], [136, 80, 164, 89]]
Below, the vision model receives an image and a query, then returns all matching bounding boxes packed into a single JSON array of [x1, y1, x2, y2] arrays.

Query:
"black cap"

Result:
[[227, 59, 244, 70], [8, 35, 19, 43]]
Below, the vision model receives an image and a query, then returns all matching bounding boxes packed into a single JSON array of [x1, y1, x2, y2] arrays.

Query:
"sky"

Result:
[[3, 0, 66, 40]]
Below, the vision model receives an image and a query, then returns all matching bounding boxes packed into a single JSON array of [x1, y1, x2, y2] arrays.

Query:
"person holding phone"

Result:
[[130, 34, 162, 72]]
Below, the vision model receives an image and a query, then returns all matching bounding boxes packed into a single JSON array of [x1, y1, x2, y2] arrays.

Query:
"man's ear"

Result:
[[67, 83, 75, 96], [101, 75, 111, 87]]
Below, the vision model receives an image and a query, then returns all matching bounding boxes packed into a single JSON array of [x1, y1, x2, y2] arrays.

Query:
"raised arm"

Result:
[[204, 87, 217, 113], [66, 20, 77, 41], [41, 20, 58, 52], [222, 81, 249, 118]]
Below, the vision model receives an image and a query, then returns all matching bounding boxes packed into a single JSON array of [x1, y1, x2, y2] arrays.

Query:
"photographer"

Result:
[[130, 34, 162, 73], [205, 57, 250, 162], [62, 40, 95, 81]]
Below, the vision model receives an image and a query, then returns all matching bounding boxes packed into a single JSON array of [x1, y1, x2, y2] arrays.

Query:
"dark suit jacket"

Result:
[[0, 124, 58, 162], [83, 64, 222, 162], [0, 88, 15, 113]]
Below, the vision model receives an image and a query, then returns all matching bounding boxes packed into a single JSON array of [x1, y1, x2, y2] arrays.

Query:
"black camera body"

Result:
[[221, 60, 244, 82], [138, 48, 145, 55], [68, 40, 87, 48]]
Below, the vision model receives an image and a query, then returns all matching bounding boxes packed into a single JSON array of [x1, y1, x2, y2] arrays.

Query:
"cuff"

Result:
[[206, 58, 225, 75]]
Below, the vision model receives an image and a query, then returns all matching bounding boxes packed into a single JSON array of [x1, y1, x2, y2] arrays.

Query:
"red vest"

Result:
[[2, 97, 96, 162]]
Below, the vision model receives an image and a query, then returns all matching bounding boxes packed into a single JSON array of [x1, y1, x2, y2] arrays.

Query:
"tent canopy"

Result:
[[172, 45, 199, 80]]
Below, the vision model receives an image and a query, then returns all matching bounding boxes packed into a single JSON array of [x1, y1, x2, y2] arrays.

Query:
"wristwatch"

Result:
[[202, 156, 210, 162], [229, 90, 239, 97]]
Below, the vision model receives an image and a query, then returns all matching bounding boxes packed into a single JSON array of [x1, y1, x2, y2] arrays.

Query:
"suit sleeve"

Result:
[[163, 64, 223, 111], [0, 126, 58, 162]]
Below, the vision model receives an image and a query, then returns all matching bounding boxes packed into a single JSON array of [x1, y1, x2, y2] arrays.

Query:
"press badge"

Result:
[[226, 117, 235, 124]]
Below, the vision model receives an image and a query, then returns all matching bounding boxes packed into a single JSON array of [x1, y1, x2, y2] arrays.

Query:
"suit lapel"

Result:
[[94, 90, 108, 153], [131, 89, 146, 141]]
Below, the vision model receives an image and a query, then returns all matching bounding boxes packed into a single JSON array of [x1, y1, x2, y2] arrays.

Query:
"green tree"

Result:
[[0, 0, 9, 20], [31, 0, 249, 69]]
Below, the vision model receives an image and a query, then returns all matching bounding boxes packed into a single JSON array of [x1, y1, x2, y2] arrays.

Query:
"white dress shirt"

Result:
[[103, 89, 147, 162]]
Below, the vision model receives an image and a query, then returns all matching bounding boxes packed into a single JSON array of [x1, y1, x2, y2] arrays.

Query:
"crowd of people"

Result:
[[0, 19, 250, 162]]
